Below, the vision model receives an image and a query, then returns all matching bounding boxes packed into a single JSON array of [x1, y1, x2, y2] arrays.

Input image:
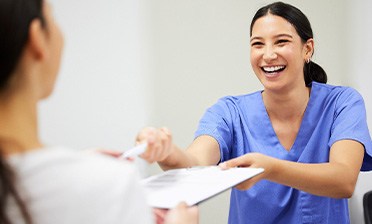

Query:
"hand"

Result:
[[83, 148, 121, 158], [219, 153, 275, 190], [135, 127, 174, 163], [164, 202, 199, 224], [93, 148, 122, 157], [83, 148, 134, 162], [153, 208, 168, 224]]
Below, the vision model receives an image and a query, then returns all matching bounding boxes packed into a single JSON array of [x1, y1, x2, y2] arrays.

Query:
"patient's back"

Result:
[[7, 147, 153, 224]]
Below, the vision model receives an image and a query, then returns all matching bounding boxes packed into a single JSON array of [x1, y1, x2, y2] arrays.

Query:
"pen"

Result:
[[120, 143, 148, 159]]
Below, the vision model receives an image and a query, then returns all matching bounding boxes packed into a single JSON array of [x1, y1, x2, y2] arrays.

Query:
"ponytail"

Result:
[[304, 61, 327, 86]]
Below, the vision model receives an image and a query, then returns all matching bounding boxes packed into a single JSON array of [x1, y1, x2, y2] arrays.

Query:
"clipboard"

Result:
[[140, 166, 264, 209]]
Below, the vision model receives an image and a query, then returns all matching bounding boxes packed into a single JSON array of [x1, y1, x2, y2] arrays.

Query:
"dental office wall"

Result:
[[346, 1, 372, 224], [40, 0, 148, 152], [40, 0, 372, 223]]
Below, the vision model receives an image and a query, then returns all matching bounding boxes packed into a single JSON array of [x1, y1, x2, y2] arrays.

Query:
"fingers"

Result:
[[219, 153, 266, 191], [153, 208, 169, 224], [98, 149, 122, 158], [164, 202, 199, 224], [136, 127, 157, 144], [158, 127, 172, 160], [136, 127, 173, 163], [220, 155, 252, 169], [235, 174, 262, 191], [175, 201, 188, 209], [84, 148, 122, 158]]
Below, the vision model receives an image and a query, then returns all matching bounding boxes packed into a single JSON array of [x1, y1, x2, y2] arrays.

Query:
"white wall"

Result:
[[346, 1, 372, 223], [40, 0, 148, 152]]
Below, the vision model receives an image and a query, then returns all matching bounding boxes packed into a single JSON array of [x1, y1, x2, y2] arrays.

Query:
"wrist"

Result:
[[265, 156, 281, 180]]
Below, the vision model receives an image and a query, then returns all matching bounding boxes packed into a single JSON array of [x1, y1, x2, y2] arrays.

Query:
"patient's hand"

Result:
[[83, 148, 134, 161], [154, 202, 199, 224], [165, 202, 199, 224]]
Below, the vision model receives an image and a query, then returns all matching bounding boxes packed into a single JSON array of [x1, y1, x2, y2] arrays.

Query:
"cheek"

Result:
[[250, 52, 263, 78], [250, 50, 260, 67], [51, 26, 64, 70], [279, 46, 299, 61]]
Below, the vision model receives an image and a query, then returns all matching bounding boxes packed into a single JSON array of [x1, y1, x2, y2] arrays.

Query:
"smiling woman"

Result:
[[135, 1, 372, 224], [250, 1, 327, 88]]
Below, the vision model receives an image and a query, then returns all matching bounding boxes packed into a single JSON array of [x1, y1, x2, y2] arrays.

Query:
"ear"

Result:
[[303, 38, 314, 60], [26, 18, 48, 61]]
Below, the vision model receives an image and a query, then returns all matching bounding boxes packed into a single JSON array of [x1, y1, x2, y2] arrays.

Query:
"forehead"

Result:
[[251, 14, 298, 38]]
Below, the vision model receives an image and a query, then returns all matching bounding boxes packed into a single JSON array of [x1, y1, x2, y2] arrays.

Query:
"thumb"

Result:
[[221, 155, 251, 169]]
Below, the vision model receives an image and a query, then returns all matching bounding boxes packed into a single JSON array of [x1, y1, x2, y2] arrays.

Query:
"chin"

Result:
[[261, 80, 286, 92]]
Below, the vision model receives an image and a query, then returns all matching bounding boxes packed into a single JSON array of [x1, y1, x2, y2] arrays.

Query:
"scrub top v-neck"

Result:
[[253, 87, 313, 158]]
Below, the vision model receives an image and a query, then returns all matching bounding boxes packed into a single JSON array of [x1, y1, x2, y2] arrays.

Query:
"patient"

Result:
[[0, 0, 197, 223]]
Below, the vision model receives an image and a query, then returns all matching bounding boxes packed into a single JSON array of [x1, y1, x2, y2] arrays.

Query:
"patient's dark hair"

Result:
[[250, 1, 327, 86], [0, 0, 45, 223]]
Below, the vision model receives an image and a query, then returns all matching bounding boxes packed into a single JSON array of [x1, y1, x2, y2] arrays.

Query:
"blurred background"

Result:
[[43, 0, 372, 223]]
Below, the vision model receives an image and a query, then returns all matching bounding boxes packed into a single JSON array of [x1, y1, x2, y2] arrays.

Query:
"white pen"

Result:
[[120, 143, 148, 159]]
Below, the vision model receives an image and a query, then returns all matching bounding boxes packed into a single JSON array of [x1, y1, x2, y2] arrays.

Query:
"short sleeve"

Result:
[[194, 97, 235, 162], [329, 88, 372, 171]]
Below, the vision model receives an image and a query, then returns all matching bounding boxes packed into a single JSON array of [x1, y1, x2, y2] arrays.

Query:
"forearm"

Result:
[[269, 159, 359, 198], [158, 144, 201, 170], [223, 140, 365, 198], [158, 136, 221, 170]]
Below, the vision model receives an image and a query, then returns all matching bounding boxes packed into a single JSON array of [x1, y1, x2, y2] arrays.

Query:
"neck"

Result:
[[262, 85, 310, 121], [0, 91, 42, 156]]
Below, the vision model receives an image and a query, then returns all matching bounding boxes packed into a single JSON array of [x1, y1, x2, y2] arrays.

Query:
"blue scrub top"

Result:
[[195, 82, 372, 224]]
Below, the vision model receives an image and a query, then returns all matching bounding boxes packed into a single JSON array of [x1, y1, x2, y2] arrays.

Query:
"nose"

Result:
[[262, 46, 277, 62]]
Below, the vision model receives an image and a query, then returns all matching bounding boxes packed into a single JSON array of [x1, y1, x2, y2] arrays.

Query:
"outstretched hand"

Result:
[[135, 127, 174, 163], [219, 153, 275, 190]]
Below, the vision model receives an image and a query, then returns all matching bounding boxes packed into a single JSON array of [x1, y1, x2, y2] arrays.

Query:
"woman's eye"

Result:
[[251, 42, 263, 47], [276, 39, 289, 45]]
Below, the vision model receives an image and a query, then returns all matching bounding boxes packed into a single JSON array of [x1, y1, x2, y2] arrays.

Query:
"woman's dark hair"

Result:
[[0, 0, 45, 223], [0, 0, 45, 90], [250, 1, 327, 86]]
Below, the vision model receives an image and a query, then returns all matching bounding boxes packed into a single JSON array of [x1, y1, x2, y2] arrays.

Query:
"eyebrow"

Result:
[[250, 34, 294, 42]]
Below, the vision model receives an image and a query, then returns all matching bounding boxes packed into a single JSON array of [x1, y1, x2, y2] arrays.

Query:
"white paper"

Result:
[[140, 166, 264, 208]]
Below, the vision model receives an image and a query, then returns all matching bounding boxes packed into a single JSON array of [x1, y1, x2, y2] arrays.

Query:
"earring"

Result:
[[306, 58, 310, 64]]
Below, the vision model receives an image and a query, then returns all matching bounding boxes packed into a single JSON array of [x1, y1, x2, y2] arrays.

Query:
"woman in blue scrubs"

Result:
[[137, 2, 372, 223]]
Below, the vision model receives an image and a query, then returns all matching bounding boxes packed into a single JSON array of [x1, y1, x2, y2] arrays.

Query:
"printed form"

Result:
[[141, 166, 264, 208]]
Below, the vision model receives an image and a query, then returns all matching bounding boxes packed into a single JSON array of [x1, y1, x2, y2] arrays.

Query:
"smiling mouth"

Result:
[[261, 65, 286, 74]]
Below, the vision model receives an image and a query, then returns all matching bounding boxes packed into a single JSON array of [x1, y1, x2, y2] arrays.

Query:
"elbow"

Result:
[[330, 165, 360, 198], [340, 188, 354, 199], [343, 183, 356, 198], [339, 174, 359, 198], [333, 182, 356, 199]]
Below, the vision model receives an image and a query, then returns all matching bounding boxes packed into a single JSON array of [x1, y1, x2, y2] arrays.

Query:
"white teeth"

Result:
[[262, 66, 285, 72]]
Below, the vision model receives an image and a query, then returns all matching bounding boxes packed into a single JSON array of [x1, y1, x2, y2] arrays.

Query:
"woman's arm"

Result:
[[136, 127, 220, 170], [221, 139, 364, 198]]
